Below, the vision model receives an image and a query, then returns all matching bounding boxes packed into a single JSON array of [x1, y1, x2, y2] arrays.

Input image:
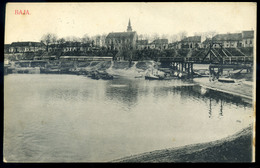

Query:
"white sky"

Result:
[[5, 2, 256, 44]]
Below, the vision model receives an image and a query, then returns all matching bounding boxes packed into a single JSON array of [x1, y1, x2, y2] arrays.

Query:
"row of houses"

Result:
[[104, 19, 254, 51], [4, 42, 46, 53], [169, 30, 254, 49], [4, 18, 254, 55], [47, 42, 96, 52], [4, 41, 101, 54]]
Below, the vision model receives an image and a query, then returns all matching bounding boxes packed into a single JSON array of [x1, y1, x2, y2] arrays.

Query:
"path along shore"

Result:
[[112, 78, 255, 162]]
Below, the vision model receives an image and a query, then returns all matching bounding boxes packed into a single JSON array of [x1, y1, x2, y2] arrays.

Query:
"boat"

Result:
[[145, 69, 165, 80], [145, 73, 163, 80], [218, 78, 235, 83], [135, 74, 143, 78]]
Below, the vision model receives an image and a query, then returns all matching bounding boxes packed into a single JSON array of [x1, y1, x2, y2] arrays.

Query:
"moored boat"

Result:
[[135, 74, 143, 78], [218, 78, 235, 83], [145, 73, 163, 80]]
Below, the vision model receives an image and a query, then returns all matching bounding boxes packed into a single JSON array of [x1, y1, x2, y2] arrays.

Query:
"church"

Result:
[[105, 19, 138, 51]]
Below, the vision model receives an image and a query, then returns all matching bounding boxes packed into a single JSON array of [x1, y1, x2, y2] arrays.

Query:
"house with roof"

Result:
[[211, 33, 242, 48], [178, 36, 201, 49], [9, 42, 46, 53], [242, 30, 254, 47], [62, 42, 82, 52], [47, 41, 93, 52], [168, 41, 180, 49], [105, 19, 138, 51], [136, 40, 149, 50], [149, 39, 168, 50]]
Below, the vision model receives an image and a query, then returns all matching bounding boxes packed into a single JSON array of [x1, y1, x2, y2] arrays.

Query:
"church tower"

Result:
[[127, 19, 132, 32]]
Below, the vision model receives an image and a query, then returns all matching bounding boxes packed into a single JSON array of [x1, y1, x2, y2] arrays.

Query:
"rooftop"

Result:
[[10, 41, 46, 47], [106, 31, 137, 39], [151, 39, 168, 44], [242, 30, 254, 39], [212, 33, 242, 41], [181, 36, 201, 43], [137, 40, 148, 45]]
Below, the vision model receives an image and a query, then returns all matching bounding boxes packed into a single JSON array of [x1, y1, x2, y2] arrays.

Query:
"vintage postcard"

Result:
[[4, 2, 256, 162]]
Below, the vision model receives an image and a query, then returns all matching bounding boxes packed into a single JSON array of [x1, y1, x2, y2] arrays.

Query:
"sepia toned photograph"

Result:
[[3, 2, 256, 162]]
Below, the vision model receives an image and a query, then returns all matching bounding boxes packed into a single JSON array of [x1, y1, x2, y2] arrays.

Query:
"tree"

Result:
[[152, 33, 160, 41], [101, 33, 107, 47], [202, 31, 217, 40], [65, 36, 80, 42], [178, 31, 187, 41], [57, 38, 65, 44], [161, 34, 168, 39], [169, 34, 178, 43], [40, 33, 58, 51], [81, 34, 91, 43], [138, 34, 144, 40]]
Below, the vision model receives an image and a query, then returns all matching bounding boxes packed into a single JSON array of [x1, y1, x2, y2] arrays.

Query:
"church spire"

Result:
[[127, 18, 132, 32]]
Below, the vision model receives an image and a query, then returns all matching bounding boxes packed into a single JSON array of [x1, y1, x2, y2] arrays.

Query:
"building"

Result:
[[61, 42, 82, 52], [105, 19, 138, 50], [212, 33, 242, 48], [136, 40, 149, 50], [242, 30, 254, 47], [47, 41, 93, 52], [9, 42, 46, 53], [168, 42, 180, 49], [149, 39, 168, 50], [178, 36, 201, 49]]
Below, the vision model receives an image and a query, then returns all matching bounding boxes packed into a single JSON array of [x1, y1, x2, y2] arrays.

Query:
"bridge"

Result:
[[158, 42, 254, 78]]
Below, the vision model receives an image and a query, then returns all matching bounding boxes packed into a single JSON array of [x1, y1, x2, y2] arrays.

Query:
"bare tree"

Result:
[[101, 33, 107, 47], [65, 36, 80, 42], [81, 34, 91, 43], [141, 34, 150, 42], [178, 31, 187, 41], [138, 34, 144, 40], [57, 38, 65, 44], [40, 33, 58, 51], [152, 33, 160, 41], [169, 34, 178, 43], [205, 31, 217, 39], [161, 34, 168, 39], [91, 34, 101, 47]]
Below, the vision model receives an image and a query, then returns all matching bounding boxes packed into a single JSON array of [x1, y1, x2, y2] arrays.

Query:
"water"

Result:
[[4, 74, 254, 162]]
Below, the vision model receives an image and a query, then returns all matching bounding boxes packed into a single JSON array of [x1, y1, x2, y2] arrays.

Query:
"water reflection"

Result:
[[171, 85, 251, 119], [105, 78, 139, 110]]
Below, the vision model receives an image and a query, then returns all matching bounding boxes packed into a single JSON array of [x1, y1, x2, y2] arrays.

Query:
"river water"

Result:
[[4, 74, 254, 162]]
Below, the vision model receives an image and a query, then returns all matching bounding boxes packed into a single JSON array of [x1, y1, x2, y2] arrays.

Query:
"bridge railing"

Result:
[[159, 56, 253, 64]]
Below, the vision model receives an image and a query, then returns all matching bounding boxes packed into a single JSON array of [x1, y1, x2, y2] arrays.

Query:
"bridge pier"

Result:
[[172, 61, 194, 78]]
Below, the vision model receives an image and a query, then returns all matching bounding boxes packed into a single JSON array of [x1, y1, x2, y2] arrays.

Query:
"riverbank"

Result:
[[112, 124, 254, 162], [193, 77, 254, 100]]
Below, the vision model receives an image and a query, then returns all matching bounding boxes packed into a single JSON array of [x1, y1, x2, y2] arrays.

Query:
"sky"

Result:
[[4, 2, 256, 44]]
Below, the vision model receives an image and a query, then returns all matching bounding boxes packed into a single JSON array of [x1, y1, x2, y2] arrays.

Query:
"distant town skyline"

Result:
[[5, 2, 256, 44]]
